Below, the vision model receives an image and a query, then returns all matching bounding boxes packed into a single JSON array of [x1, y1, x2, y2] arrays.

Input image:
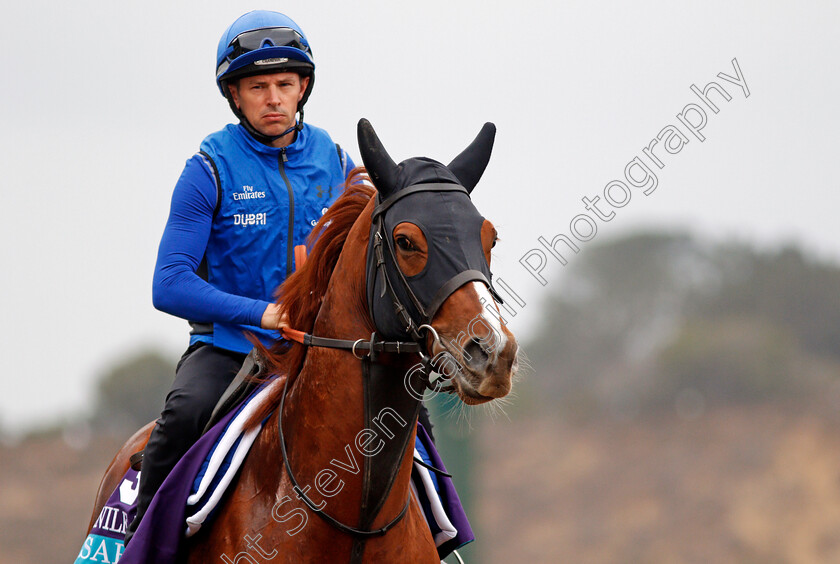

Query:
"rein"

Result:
[[280, 327, 422, 358], [275, 325, 445, 539], [276, 369, 411, 538]]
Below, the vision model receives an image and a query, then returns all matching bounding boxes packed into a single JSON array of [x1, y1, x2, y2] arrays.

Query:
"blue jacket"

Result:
[[153, 122, 353, 353]]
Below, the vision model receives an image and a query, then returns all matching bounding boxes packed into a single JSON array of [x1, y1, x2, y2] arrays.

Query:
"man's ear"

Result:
[[298, 75, 311, 102], [227, 82, 241, 109]]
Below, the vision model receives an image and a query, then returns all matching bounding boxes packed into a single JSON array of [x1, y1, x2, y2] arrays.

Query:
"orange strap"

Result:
[[280, 247, 308, 344], [280, 326, 306, 344], [294, 245, 307, 271]]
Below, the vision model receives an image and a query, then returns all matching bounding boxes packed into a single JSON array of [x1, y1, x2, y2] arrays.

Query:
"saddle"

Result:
[[129, 350, 263, 471]]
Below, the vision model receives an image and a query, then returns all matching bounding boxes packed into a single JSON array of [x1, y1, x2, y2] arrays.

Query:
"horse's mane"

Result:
[[247, 168, 375, 427]]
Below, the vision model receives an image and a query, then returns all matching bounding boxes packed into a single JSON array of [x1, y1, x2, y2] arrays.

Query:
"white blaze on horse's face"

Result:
[[471, 281, 508, 349], [388, 216, 518, 405], [429, 278, 518, 406]]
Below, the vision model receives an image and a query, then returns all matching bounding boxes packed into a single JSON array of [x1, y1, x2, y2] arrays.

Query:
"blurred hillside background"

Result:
[[4, 231, 840, 563]]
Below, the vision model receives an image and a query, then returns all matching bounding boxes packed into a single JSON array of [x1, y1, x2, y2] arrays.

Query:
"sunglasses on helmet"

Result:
[[217, 27, 312, 77]]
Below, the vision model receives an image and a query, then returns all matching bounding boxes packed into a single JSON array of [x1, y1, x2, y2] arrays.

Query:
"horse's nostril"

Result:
[[463, 338, 490, 371]]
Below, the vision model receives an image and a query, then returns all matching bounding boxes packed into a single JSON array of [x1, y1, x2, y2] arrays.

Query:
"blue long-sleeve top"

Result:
[[152, 122, 353, 353], [152, 154, 270, 328]]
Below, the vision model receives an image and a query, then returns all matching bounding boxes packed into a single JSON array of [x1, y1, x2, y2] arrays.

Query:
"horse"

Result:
[[86, 119, 519, 563]]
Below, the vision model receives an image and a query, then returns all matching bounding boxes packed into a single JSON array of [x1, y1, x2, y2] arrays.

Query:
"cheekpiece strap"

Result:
[[375, 214, 430, 325]]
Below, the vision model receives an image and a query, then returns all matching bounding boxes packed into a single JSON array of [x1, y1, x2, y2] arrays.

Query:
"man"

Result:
[[126, 10, 353, 543]]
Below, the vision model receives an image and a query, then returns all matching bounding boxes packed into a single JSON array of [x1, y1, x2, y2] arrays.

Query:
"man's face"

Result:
[[228, 72, 309, 146]]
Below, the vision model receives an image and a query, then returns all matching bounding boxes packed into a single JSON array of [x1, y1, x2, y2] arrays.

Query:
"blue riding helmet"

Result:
[[215, 11, 316, 143]]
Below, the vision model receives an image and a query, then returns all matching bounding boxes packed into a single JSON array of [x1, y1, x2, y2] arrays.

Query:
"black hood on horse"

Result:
[[358, 119, 501, 341]]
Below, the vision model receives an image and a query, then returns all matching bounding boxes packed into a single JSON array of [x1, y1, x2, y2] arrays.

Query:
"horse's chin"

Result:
[[451, 366, 510, 405], [457, 390, 494, 406]]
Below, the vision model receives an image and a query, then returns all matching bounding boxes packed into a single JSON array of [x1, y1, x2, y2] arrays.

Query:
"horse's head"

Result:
[[358, 119, 519, 405]]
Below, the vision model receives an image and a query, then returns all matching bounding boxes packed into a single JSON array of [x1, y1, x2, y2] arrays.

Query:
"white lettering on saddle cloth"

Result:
[[234, 213, 267, 226], [76, 534, 125, 563], [92, 506, 130, 535], [119, 471, 140, 505]]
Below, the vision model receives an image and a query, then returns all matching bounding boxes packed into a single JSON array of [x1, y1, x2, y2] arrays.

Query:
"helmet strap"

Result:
[[241, 116, 299, 145]]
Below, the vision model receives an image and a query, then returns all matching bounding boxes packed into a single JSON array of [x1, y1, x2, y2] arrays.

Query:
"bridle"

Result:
[[372, 183, 470, 342], [275, 182, 471, 541]]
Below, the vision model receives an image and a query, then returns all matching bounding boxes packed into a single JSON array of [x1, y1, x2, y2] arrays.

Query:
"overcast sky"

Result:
[[1, 0, 837, 434]]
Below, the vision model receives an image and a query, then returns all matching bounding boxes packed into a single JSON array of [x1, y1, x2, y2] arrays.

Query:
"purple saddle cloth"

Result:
[[75, 400, 472, 563]]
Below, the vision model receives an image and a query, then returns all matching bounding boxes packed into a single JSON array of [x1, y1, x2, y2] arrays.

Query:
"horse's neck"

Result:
[[279, 231, 422, 530]]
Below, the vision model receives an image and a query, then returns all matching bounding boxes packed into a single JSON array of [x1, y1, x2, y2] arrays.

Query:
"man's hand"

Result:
[[261, 303, 289, 330]]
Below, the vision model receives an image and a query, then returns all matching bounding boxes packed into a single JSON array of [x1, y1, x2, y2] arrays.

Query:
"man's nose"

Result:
[[267, 85, 282, 105]]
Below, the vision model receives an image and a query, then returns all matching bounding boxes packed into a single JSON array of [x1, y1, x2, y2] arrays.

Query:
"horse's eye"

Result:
[[395, 235, 415, 252]]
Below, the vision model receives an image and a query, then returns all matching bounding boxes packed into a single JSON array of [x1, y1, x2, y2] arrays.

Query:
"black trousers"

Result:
[[126, 343, 246, 543]]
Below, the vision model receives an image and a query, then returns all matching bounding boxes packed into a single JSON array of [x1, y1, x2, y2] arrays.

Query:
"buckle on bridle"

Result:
[[415, 323, 441, 374], [417, 324, 441, 350], [351, 339, 367, 360]]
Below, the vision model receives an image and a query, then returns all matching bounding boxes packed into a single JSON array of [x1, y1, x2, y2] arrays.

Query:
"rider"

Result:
[[125, 10, 353, 543]]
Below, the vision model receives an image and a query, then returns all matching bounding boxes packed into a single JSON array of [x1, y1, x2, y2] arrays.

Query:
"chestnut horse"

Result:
[[87, 119, 519, 563]]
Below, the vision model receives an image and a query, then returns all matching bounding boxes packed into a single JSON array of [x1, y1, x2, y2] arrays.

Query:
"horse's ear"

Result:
[[447, 122, 496, 193], [357, 118, 399, 199]]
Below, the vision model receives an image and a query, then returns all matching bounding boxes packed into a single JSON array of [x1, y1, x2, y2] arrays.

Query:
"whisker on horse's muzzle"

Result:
[[443, 332, 517, 403]]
